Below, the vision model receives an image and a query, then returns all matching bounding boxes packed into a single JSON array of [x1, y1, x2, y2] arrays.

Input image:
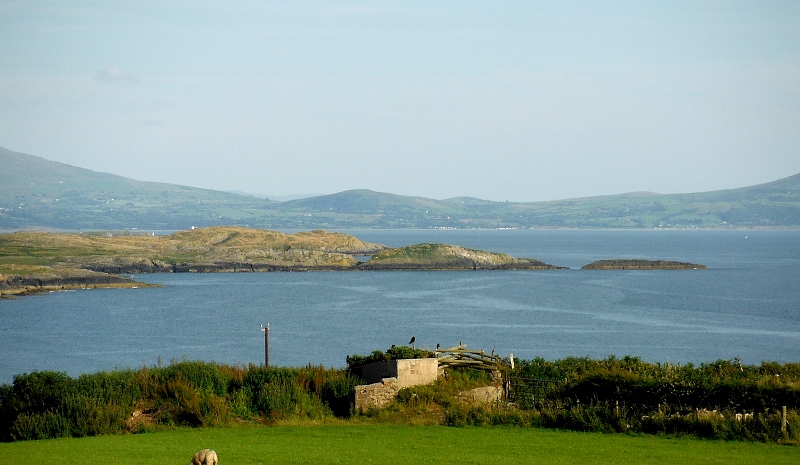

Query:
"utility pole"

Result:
[[260, 323, 270, 367]]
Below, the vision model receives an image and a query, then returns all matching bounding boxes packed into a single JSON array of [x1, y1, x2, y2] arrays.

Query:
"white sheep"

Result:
[[190, 449, 218, 465]]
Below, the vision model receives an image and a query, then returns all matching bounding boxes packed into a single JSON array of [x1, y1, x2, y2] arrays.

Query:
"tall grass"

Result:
[[2, 356, 800, 444], [0, 362, 359, 442]]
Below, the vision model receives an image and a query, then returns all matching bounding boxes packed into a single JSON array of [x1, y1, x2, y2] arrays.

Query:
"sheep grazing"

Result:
[[190, 449, 218, 465]]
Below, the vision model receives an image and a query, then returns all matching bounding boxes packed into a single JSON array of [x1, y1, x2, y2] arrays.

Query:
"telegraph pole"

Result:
[[260, 323, 270, 367]]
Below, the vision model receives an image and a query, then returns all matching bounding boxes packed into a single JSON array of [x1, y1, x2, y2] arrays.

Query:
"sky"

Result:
[[1, 1, 799, 202]]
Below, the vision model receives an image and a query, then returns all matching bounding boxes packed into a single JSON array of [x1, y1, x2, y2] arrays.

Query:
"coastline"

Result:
[[0, 281, 159, 298], [0, 267, 158, 298]]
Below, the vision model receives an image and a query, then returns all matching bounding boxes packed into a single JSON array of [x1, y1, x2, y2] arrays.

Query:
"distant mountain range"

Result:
[[1, 145, 799, 230]]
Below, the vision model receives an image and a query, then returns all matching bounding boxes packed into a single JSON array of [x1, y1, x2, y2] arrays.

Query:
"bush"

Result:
[[321, 375, 361, 418], [510, 357, 800, 416], [10, 411, 71, 441], [0, 362, 341, 441], [157, 361, 233, 396], [346, 346, 435, 370]]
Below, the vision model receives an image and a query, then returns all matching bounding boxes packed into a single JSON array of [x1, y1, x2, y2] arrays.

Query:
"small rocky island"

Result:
[[581, 259, 706, 270], [361, 243, 562, 270]]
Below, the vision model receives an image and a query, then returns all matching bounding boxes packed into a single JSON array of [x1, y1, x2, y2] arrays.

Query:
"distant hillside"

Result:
[[281, 189, 457, 214], [1, 145, 799, 230], [275, 175, 800, 228], [502, 174, 800, 228], [0, 146, 279, 230]]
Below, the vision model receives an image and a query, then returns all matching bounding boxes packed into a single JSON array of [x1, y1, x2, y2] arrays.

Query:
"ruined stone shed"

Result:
[[359, 358, 438, 388], [353, 358, 438, 412]]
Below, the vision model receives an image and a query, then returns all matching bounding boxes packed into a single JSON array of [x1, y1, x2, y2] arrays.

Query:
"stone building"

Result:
[[353, 358, 438, 412]]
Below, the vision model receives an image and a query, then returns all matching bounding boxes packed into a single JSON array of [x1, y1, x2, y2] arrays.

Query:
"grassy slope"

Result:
[[0, 227, 381, 268], [1, 425, 798, 465], [0, 227, 387, 294], [0, 146, 280, 230]]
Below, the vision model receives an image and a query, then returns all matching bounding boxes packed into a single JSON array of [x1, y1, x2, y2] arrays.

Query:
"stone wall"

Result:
[[456, 386, 503, 405], [353, 378, 400, 412]]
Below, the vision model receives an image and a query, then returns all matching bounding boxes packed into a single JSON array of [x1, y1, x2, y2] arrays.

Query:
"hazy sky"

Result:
[[1, 1, 798, 201]]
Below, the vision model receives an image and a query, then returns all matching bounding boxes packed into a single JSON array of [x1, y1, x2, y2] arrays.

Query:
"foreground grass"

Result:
[[1, 425, 798, 465]]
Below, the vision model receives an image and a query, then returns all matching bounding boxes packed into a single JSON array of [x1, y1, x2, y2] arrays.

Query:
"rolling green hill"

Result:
[[478, 173, 800, 229], [2, 145, 799, 230], [0, 146, 280, 230], [277, 175, 800, 229]]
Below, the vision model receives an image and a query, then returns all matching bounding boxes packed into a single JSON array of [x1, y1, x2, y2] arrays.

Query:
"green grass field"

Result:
[[1, 425, 798, 465]]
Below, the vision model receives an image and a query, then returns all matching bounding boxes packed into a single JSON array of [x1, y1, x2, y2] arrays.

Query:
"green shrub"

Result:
[[250, 380, 297, 417], [8, 371, 74, 414], [74, 370, 140, 407], [62, 395, 129, 437], [346, 346, 435, 370], [157, 361, 232, 396], [321, 375, 361, 418], [510, 357, 800, 416], [10, 411, 72, 441]]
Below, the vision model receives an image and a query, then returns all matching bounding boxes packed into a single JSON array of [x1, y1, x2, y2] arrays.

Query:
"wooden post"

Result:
[[504, 371, 511, 402], [615, 400, 620, 417], [260, 323, 270, 367], [782, 406, 787, 433]]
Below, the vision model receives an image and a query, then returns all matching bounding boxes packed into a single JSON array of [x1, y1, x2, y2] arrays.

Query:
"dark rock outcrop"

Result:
[[581, 259, 706, 270], [81, 257, 174, 274]]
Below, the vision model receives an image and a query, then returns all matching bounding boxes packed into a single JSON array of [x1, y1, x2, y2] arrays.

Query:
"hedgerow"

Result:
[[1, 355, 799, 444]]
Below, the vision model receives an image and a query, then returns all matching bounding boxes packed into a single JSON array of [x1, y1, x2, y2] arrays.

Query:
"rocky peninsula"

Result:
[[581, 259, 706, 270], [0, 264, 153, 297], [0, 227, 561, 296]]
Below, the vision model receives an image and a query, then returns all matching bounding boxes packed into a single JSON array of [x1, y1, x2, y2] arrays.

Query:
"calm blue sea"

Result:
[[1, 229, 798, 383]]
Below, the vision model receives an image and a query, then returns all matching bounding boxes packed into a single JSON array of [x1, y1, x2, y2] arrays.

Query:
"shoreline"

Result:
[[0, 281, 160, 298]]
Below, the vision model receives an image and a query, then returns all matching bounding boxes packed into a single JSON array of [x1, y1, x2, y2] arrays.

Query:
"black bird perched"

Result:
[[436, 343, 440, 351], [409, 336, 415, 345]]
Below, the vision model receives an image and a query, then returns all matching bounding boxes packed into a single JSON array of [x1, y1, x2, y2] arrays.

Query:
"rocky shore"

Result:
[[0, 265, 154, 298]]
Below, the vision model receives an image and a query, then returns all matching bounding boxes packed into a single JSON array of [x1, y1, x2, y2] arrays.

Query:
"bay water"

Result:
[[1, 229, 798, 383]]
